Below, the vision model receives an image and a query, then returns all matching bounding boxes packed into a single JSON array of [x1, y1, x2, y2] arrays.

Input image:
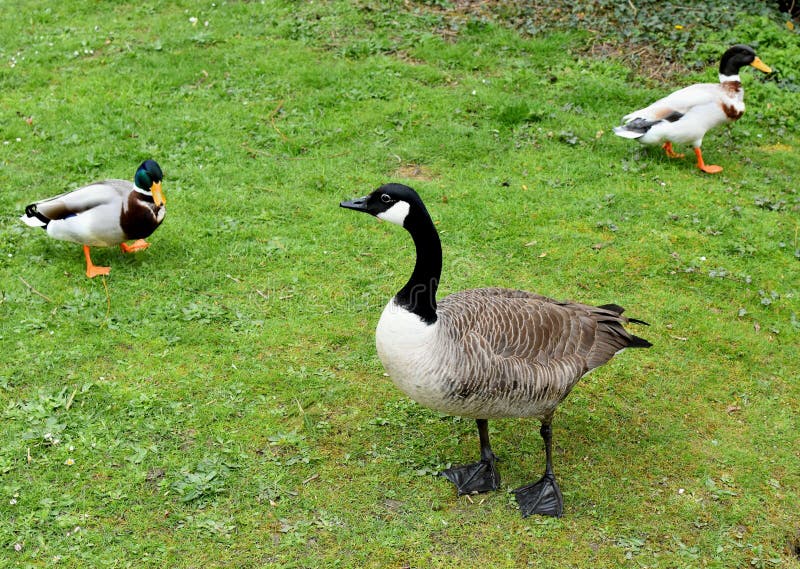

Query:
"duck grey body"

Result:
[[30, 180, 164, 246], [341, 184, 651, 517]]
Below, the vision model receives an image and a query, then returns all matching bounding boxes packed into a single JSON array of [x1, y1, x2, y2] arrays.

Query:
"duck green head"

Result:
[[134, 159, 165, 207]]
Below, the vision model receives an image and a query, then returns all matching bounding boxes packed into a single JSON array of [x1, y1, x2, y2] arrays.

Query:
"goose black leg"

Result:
[[513, 421, 564, 518], [441, 419, 500, 494]]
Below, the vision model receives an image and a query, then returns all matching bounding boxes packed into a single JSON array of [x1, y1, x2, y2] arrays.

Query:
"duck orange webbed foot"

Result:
[[693, 147, 723, 174], [698, 163, 723, 174], [83, 245, 110, 278], [120, 239, 150, 253], [86, 265, 111, 278], [662, 142, 684, 159]]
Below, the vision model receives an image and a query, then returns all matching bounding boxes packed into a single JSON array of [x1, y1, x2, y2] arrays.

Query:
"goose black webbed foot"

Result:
[[441, 418, 501, 494], [513, 471, 563, 518], [441, 455, 500, 495]]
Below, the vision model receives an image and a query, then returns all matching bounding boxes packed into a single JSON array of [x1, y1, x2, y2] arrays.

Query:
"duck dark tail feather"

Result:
[[623, 117, 659, 133], [25, 204, 51, 227]]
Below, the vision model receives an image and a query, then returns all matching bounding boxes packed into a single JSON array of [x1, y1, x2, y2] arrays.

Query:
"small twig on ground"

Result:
[[18, 276, 54, 303], [269, 99, 287, 141], [242, 143, 350, 161], [102, 276, 111, 323], [65, 387, 78, 410]]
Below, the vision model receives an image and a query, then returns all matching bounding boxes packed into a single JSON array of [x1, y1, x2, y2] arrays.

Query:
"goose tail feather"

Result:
[[628, 335, 653, 349], [595, 303, 653, 350]]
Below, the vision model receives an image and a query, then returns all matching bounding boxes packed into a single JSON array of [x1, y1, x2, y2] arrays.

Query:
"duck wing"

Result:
[[25, 180, 131, 223], [622, 83, 721, 123]]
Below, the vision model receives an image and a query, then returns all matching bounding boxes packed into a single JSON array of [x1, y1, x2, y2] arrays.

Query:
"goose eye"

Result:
[[380, 194, 392, 203]]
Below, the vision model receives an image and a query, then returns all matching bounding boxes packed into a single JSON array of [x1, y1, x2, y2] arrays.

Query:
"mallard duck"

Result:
[[613, 45, 771, 173], [341, 184, 651, 517], [20, 160, 165, 278]]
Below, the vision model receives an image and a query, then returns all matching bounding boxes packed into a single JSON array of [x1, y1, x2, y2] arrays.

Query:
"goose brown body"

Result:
[[376, 287, 646, 420], [439, 288, 640, 417]]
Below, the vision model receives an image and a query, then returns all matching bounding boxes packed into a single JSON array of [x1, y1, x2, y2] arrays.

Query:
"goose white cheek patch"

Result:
[[377, 201, 410, 226]]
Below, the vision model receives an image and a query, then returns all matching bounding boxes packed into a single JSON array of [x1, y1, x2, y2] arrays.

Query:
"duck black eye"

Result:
[[380, 194, 392, 203]]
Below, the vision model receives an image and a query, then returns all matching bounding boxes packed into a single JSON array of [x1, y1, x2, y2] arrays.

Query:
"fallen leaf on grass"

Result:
[[760, 143, 793, 153]]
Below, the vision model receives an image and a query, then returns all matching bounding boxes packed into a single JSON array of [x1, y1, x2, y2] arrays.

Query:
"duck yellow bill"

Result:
[[750, 57, 772, 73], [151, 181, 166, 206]]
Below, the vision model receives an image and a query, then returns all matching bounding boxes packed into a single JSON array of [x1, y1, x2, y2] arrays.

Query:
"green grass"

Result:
[[1, 1, 798, 567]]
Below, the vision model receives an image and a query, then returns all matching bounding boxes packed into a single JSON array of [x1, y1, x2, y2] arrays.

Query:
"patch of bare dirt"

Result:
[[393, 163, 437, 181], [583, 41, 691, 83]]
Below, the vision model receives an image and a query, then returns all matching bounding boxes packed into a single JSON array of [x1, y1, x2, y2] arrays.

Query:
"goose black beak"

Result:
[[340, 196, 369, 212]]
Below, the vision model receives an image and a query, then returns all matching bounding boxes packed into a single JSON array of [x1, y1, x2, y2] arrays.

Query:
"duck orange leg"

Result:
[[120, 239, 150, 253], [693, 147, 723, 174], [83, 245, 110, 278], [662, 142, 684, 159]]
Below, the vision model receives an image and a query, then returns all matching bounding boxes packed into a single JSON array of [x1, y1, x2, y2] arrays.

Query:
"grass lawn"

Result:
[[1, 1, 798, 567]]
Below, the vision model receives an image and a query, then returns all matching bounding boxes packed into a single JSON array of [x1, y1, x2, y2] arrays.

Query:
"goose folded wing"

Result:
[[441, 290, 596, 364]]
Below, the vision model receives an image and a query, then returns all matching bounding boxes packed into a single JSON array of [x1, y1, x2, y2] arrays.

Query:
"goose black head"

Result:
[[719, 44, 771, 77], [341, 183, 441, 324], [134, 159, 165, 207], [340, 183, 428, 229]]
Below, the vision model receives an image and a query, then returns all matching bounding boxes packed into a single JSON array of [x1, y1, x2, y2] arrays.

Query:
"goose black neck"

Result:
[[396, 208, 441, 325]]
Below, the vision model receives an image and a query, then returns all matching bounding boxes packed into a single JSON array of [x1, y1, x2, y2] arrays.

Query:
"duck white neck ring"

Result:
[[719, 73, 741, 83]]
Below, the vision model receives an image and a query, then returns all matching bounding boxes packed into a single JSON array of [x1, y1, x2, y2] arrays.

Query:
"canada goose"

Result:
[[341, 183, 651, 517], [613, 44, 771, 174], [20, 160, 166, 278]]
